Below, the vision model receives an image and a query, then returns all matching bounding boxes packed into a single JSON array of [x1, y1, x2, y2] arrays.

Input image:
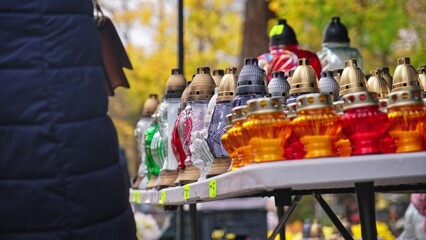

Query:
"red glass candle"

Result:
[[284, 103, 305, 159], [171, 111, 187, 169], [341, 91, 389, 155]]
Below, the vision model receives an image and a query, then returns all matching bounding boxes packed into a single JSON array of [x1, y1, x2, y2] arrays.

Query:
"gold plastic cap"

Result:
[[333, 69, 343, 85], [246, 97, 283, 116], [341, 91, 379, 110], [165, 68, 186, 98], [217, 67, 238, 103], [231, 105, 247, 123], [418, 66, 426, 92], [367, 69, 390, 99], [388, 89, 424, 108], [212, 69, 225, 87], [188, 67, 216, 101], [289, 58, 320, 95], [179, 81, 192, 109], [392, 57, 422, 92], [295, 93, 333, 112], [381, 67, 393, 88], [339, 60, 368, 97], [142, 94, 159, 117]]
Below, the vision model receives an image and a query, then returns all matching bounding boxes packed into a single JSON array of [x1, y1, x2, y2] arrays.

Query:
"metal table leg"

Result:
[[269, 195, 302, 240], [177, 205, 184, 240], [189, 204, 197, 240], [314, 192, 354, 240], [355, 182, 377, 240], [277, 207, 285, 240]]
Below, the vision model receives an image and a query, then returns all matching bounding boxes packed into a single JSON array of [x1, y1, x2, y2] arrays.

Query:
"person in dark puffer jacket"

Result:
[[0, 1, 137, 239]]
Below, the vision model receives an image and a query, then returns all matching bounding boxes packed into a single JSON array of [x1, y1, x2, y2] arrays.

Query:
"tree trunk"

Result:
[[240, 0, 275, 69]]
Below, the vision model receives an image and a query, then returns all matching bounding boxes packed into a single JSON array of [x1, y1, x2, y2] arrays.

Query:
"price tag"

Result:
[[183, 184, 190, 200], [159, 191, 166, 204], [209, 180, 217, 198], [131, 191, 137, 202], [135, 192, 141, 204]]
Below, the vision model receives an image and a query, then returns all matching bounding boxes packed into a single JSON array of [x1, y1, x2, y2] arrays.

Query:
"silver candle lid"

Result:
[[231, 105, 248, 123], [246, 97, 283, 116], [341, 91, 379, 110], [296, 93, 333, 112], [388, 89, 424, 108]]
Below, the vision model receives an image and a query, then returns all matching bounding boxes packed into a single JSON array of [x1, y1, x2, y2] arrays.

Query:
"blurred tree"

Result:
[[240, 0, 275, 68], [268, 0, 425, 72], [106, 0, 242, 176]]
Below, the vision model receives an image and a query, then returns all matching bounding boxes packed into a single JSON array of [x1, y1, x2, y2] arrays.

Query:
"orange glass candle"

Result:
[[242, 98, 292, 163], [221, 114, 237, 169], [222, 106, 249, 170], [387, 90, 426, 153], [293, 93, 342, 158]]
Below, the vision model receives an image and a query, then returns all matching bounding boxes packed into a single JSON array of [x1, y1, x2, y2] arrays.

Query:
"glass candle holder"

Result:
[[220, 114, 236, 169], [224, 106, 249, 169], [243, 98, 292, 162], [171, 111, 186, 169], [144, 118, 161, 181], [387, 90, 426, 153], [341, 91, 389, 155], [293, 93, 342, 158], [317, 17, 364, 71], [284, 103, 306, 160], [206, 68, 238, 177], [257, 48, 298, 80]]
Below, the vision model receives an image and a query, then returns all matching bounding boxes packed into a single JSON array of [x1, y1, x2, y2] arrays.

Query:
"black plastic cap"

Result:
[[323, 17, 350, 43], [320, 71, 334, 78], [270, 19, 298, 46], [213, 69, 224, 76], [272, 71, 285, 79], [196, 67, 210, 74]]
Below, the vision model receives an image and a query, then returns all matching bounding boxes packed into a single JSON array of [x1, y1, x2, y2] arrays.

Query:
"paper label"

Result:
[[184, 184, 190, 200], [209, 180, 217, 198]]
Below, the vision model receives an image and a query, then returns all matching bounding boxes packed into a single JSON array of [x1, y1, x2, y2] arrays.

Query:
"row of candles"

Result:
[[134, 56, 426, 190]]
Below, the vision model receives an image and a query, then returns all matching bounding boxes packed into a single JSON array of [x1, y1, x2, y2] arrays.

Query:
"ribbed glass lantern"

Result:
[[155, 69, 186, 189], [133, 94, 159, 189], [177, 67, 216, 184], [388, 90, 426, 153], [206, 67, 238, 177], [317, 17, 364, 71], [242, 98, 291, 162], [341, 91, 389, 155], [293, 93, 342, 158], [223, 106, 249, 169]]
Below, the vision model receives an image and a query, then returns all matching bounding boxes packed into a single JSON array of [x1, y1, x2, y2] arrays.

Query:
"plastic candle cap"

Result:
[[296, 93, 333, 112], [246, 98, 283, 116], [142, 94, 159, 117], [341, 91, 379, 110], [323, 16, 350, 43], [289, 58, 319, 95], [388, 89, 424, 108]]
